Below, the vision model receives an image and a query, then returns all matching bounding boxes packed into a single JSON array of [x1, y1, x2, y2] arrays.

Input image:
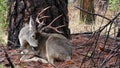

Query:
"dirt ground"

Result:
[[0, 34, 119, 68]]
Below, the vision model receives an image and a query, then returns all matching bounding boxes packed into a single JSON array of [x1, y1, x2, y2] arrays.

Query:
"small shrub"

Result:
[[0, 0, 8, 29], [109, 0, 119, 11], [0, 0, 8, 44]]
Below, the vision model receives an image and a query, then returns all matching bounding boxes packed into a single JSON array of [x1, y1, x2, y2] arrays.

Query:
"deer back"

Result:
[[46, 33, 72, 59]]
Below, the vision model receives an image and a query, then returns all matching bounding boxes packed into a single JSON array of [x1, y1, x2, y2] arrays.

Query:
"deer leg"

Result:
[[38, 58, 48, 63], [46, 53, 54, 65], [20, 55, 48, 63], [19, 39, 28, 52]]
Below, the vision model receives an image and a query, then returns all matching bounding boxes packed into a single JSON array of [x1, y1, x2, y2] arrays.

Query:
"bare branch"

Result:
[[96, 11, 120, 32], [74, 6, 113, 22], [2, 46, 14, 68], [98, 45, 119, 68]]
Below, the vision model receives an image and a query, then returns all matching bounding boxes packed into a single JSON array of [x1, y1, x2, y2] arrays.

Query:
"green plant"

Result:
[[0, 64, 7, 68], [0, 0, 8, 44], [0, 0, 8, 29], [109, 0, 119, 11]]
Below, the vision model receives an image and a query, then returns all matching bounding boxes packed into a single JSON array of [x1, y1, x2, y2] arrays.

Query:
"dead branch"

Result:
[[74, 6, 112, 22], [93, 11, 120, 40], [74, 6, 120, 35], [98, 45, 119, 68], [2, 46, 14, 68], [75, 6, 120, 35], [76, 6, 120, 68]]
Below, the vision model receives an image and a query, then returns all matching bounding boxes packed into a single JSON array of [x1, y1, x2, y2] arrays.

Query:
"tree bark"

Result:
[[7, 0, 70, 49], [80, 0, 95, 24]]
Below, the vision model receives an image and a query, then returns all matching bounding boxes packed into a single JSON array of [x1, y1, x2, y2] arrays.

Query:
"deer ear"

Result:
[[29, 16, 36, 30]]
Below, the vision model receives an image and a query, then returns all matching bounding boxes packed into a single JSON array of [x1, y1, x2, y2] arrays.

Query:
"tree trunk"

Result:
[[80, 0, 95, 24], [7, 0, 70, 49]]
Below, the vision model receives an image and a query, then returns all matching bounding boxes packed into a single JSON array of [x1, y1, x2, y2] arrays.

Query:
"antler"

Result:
[[35, 7, 65, 33], [41, 14, 66, 33], [36, 6, 50, 24]]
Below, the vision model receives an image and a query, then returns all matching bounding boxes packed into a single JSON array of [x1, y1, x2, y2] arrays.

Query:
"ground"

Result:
[[0, 34, 118, 68]]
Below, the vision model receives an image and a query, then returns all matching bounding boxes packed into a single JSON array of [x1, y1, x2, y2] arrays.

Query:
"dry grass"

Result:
[[68, 3, 118, 37]]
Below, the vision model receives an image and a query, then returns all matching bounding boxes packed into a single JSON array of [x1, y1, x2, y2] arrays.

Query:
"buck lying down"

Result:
[[20, 33, 72, 65], [19, 7, 72, 65]]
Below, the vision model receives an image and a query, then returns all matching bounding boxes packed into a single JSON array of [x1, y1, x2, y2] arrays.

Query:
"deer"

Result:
[[18, 6, 72, 66], [18, 7, 50, 51]]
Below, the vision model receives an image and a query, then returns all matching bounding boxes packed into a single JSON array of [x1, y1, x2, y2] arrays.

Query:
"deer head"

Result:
[[19, 6, 51, 50]]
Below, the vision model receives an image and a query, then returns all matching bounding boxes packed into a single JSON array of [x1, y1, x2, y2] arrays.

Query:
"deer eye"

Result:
[[32, 34, 35, 38], [31, 33, 36, 39], [31, 32, 40, 39]]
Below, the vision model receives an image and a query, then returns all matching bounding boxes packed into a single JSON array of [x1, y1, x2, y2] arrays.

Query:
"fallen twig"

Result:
[[2, 46, 14, 68], [98, 45, 119, 68]]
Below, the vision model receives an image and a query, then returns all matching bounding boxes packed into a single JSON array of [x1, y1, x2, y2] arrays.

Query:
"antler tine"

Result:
[[36, 6, 50, 23], [49, 14, 63, 26], [41, 25, 64, 33], [41, 14, 66, 33], [38, 6, 51, 17], [56, 25, 64, 29], [36, 17, 41, 23], [36, 16, 49, 24], [39, 16, 50, 20]]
